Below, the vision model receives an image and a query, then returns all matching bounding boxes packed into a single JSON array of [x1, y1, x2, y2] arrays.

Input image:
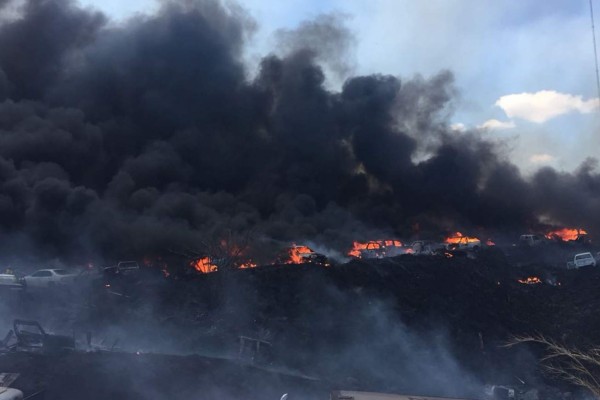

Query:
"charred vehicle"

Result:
[[410, 240, 446, 255], [95, 261, 143, 298], [348, 240, 406, 259], [1, 320, 74, 355], [278, 245, 330, 266], [518, 234, 544, 247], [445, 235, 481, 251]]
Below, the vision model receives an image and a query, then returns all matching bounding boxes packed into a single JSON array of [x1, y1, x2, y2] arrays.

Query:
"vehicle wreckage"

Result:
[[1, 320, 75, 355]]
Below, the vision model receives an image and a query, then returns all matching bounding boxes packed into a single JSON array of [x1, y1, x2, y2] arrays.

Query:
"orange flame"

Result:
[[518, 276, 542, 285], [545, 228, 587, 241], [444, 232, 480, 244], [285, 245, 315, 264], [347, 240, 403, 258], [191, 257, 218, 274], [239, 261, 257, 269]]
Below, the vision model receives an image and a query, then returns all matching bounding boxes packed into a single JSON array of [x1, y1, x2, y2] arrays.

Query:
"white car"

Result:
[[22, 269, 78, 288], [567, 252, 597, 269]]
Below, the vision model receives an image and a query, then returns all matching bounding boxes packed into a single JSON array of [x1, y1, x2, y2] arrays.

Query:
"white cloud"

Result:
[[477, 119, 516, 130], [450, 122, 466, 132], [495, 90, 599, 123], [530, 153, 555, 164]]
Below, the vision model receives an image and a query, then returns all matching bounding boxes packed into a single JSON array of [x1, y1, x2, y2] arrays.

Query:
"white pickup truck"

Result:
[[567, 252, 597, 269]]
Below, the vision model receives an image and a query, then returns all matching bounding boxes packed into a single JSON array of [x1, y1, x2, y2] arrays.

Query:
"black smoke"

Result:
[[0, 0, 597, 265]]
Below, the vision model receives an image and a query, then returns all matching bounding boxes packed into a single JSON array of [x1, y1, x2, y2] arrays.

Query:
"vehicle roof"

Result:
[[31, 268, 69, 273], [575, 252, 593, 256]]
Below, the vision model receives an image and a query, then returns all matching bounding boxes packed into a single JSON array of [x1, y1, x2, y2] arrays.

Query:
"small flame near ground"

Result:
[[190, 257, 257, 273], [518, 276, 542, 285]]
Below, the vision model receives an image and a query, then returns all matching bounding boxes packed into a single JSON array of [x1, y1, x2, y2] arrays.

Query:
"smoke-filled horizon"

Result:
[[0, 0, 597, 265]]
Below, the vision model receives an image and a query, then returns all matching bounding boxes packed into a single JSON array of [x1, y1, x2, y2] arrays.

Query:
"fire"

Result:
[[276, 245, 330, 266], [444, 232, 480, 244], [191, 257, 218, 274], [348, 242, 370, 258], [239, 261, 257, 269], [486, 239, 496, 246], [545, 228, 587, 241], [347, 240, 403, 258], [285, 245, 315, 264], [518, 276, 542, 285]]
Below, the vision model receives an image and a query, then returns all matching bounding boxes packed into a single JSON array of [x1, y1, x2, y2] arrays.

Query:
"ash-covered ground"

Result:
[[1, 246, 599, 399]]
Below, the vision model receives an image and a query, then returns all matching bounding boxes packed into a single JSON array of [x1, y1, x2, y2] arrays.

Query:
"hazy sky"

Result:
[[78, 0, 600, 174]]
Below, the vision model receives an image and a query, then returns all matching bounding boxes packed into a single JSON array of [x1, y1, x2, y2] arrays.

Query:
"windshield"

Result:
[[53, 269, 71, 275]]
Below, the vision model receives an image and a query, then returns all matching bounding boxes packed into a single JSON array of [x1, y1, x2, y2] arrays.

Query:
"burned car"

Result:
[[103, 261, 140, 277], [410, 240, 446, 255], [349, 240, 407, 259], [1, 320, 75, 354], [278, 245, 330, 266], [445, 236, 482, 251], [518, 234, 545, 247]]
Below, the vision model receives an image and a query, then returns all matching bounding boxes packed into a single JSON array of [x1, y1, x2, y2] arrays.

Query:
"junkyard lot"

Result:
[[2, 250, 600, 398]]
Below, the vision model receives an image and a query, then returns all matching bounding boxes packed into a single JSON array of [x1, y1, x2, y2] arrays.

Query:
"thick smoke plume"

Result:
[[0, 0, 597, 264]]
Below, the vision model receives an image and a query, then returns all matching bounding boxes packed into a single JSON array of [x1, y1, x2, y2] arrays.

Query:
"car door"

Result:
[[27, 270, 53, 287]]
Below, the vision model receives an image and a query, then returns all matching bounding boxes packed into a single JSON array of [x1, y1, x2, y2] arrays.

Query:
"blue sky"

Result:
[[78, 0, 600, 173]]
